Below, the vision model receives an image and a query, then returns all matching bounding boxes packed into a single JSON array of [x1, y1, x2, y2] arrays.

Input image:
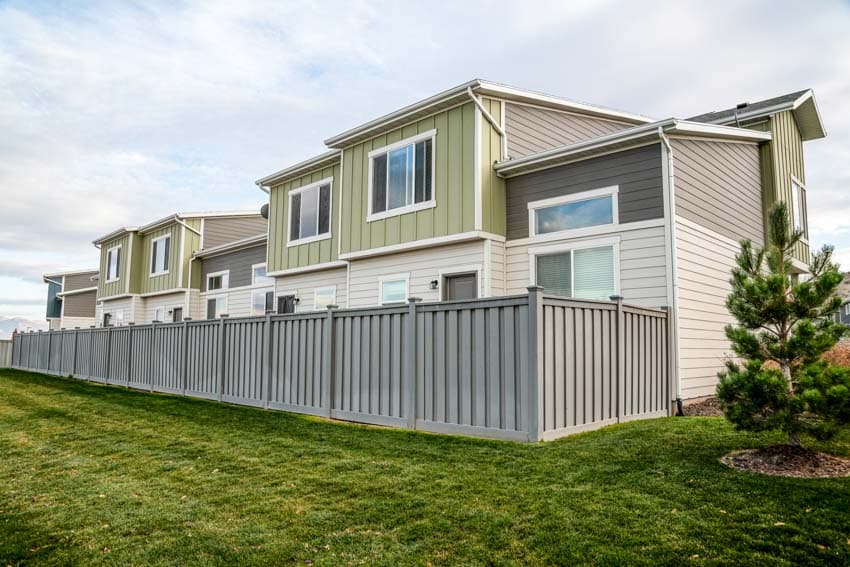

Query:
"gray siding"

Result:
[[201, 244, 267, 291], [672, 138, 764, 245], [505, 103, 632, 158], [63, 290, 96, 318], [63, 272, 98, 291], [505, 144, 664, 240], [202, 216, 267, 250]]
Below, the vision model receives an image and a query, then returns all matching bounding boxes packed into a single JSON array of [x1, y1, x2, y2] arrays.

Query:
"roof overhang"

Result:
[[43, 268, 99, 280], [706, 90, 825, 141], [494, 119, 771, 178], [193, 233, 267, 259], [92, 227, 137, 246], [254, 150, 341, 189], [323, 79, 653, 149]]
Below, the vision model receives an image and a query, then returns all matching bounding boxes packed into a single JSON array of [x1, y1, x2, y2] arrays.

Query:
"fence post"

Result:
[[46, 330, 52, 373], [404, 298, 421, 430], [104, 326, 112, 384], [71, 329, 78, 378], [611, 295, 625, 423], [217, 317, 226, 402], [88, 327, 95, 381], [126, 324, 134, 388], [181, 319, 189, 396], [149, 322, 157, 392], [35, 331, 41, 371], [526, 286, 544, 442], [322, 306, 338, 418], [263, 313, 273, 409]]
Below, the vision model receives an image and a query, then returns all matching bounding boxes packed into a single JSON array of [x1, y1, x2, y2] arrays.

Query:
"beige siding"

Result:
[[488, 239, 507, 296], [504, 102, 632, 158], [505, 223, 669, 308], [202, 215, 267, 250], [142, 292, 188, 323], [347, 241, 486, 308], [274, 267, 348, 312], [672, 138, 763, 245], [60, 316, 96, 329], [201, 284, 275, 319], [63, 272, 98, 292], [675, 217, 738, 399], [63, 290, 96, 318], [97, 297, 136, 326]]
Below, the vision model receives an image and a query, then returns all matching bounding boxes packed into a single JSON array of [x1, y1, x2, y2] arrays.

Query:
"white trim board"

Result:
[[339, 230, 505, 260]]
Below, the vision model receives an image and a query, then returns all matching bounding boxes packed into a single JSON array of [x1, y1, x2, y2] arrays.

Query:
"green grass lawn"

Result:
[[1, 369, 849, 566]]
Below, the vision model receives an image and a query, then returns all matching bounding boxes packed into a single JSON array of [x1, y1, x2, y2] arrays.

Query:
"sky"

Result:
[[1, 0, 849, 331]]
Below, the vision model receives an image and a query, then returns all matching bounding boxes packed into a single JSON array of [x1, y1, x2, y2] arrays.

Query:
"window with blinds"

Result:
[[535, 245, 615, 301]]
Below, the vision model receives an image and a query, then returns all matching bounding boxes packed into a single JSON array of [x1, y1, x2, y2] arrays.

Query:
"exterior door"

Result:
[[277, 295, 296, 314], [444, 273, 478, 301], [172, 307, 183, 323]]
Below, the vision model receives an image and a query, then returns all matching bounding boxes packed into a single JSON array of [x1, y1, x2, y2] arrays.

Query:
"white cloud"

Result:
[[1, 0, 849, 322]]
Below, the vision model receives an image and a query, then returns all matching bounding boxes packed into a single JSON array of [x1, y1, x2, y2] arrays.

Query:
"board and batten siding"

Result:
[[201, 244, 267, 291], [97, 233, 132, 298], [202, 216, 266, 250], [347, 241, 486, 308], [480, 97, 506, 236], [505, 224, 669, 308], [268, 162, 341, 272], [340, 102, 477, 255], [504, 102, 633, 159], [138, 219, 201, 294], [274, 267, 348, 312], [672, 138, 764, 245], [674, 217, 739, 399], [505, 144, 665, 240]]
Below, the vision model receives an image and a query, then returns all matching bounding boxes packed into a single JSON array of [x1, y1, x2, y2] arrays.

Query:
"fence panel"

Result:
[[150, 323, 183, 394], [108, 327, 131, 385], [129, 326, 154, 389], [269, 313, 326, 415], [185, 321, 220, 400], [622, 307, 669, 420], [89, 329, 110, 382], [48, 332, 64, 373], [61, 331, 77, 375], [222, 318, 265, 407]]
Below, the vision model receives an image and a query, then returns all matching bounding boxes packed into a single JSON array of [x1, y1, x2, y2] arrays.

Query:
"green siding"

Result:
[[480, 97, 507, 236], [128, 233, 143, 294], [97, 233, 132, 299], [339, 102, 477, 255], [183, 219, 202, 289], [139, 223, 183, 294], [268, 163, 341, 272]]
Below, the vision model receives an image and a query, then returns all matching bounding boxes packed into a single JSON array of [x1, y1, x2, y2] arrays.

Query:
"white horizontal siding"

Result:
[[505, 224, 669, 308], [97, 297, 136, 326], [488, 239, 507, 296], [675, 216, 739, 399], [60, 316, 96, 329], [201, 286, 274, 319], [347, 241, 486, 308], [274, 267, 348, 312], [142, 292, 187, 323]]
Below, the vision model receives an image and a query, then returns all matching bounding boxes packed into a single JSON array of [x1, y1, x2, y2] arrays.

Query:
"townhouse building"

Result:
[[43, 269, 99, 329], [255, 80, 825, 401]]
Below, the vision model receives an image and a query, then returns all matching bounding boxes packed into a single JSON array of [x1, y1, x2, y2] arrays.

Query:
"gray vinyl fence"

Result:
[[0, 339, 11, 368], [9, 288, 671, 441]]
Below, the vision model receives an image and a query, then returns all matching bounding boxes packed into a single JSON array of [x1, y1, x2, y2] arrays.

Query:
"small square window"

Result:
[[314, 286, 336, 310], [252, 264, 274, 286], [251, 290, 274, 316], [207, 271, 229, 291], [380, 276, 408, 305]]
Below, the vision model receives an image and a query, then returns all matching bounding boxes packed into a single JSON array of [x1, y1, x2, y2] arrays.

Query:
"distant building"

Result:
[[834, 272, 850, 326], [43, 269, 99, 329]]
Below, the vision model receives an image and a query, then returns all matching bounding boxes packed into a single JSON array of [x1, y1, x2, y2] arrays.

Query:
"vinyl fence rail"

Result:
[[10, 288, 671, 441]]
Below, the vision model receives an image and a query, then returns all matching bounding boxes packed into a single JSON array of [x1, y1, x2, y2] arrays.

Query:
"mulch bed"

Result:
[[683, 397, 724, 417], [721, 445, 850, 478]]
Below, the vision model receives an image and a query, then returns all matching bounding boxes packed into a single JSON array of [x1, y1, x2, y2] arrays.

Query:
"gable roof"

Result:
[[93, 210, 262, 245], [688, 89, 826, 141], [255, 150, 341, 188], [193, 233, 266, 259], [323, 79, 653, 149]]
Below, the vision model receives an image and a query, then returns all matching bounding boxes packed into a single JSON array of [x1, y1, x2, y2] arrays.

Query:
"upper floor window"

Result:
[[289, 178, 332, 246], [529, 186, 617, 238], [252, 263, 274, 286], [150, 235, 171, 276], [106, 245, 121, 282], [207, 270, 229, 291], [791, 177, 808, 239], [368, 130, 435, 221]]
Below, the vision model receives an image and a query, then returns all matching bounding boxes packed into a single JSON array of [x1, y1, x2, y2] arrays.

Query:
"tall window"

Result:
[[289, 179, 332, 245], [529, 187, 617, 237], [106, 245, 121, 282], [791, 178, 807, 237], [151, 235, 170, 275], [252, 263, 274, 286], [369, 131, 434, 220], [533, 243, 617, 301], [251, 290, 274, 316]]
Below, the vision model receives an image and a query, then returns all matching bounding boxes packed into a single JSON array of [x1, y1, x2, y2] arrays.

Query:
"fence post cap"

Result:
[[407, 297, 422, 303], [609, 295, 624, 302], [183, 317, 192, 321], [526, 285, 544, 292], [326, 304, 339, 310]]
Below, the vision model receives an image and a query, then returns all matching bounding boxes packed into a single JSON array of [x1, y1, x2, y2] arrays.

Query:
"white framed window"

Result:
[[844, 303, 850, 317], [251, 289, 275, 316], [791, 176, 807, 239], [314, 286, 336, 310], [528, 186, 618, 239], [528, 237, 620, 301], [206, 270, 229, 291], [252, 263, 274, 286], [367, 130, 435, 222], [288, 177, 333, 246], [378, 274, 409, 305], [114, 311, 124, 325], [153, 306, 166, 322], [206, 296, 227, 319], [105, 245, 122, 282], [150, 235, 171, 276]]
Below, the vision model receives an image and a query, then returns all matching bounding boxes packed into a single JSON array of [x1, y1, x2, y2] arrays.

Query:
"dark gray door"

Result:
[[444, 273, 477, 301], [277, 295, 296, 314], [172, 307, 183, 323]]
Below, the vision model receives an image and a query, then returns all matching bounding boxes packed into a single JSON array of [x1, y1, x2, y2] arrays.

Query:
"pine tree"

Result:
[[716, 202, 850, 445]]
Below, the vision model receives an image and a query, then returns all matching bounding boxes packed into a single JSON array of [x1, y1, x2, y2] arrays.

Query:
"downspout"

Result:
[[175, 217, 201, 236], [467, 87, 507, 159], [658, 126, 684, 416]]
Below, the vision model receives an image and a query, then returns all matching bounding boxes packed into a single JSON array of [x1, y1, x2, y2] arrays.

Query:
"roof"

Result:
[[193, 233, 267, 259], [688, 89, 826, 141], [494, 118, 771, 178], [93, 210, 262, 244], [255, 150, 341, 188], [43, 268, 99, 281], [323, 79, 653, 148]]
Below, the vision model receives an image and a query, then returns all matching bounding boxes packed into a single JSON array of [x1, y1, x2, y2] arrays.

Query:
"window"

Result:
[[289, 178, 332, 245], [529, 187, 617, 238], [791, 177, 808, 238], [368, 131, 435, 221], [154, 306, 166, 322], [379, 274, 409, 305], [207, 271, 229, 291], [172, 307, 183, 323], [151, 235, 171, 276], [531, 241, 618, 301], [252, 263, 274, 286], [102, 312, 111, 327], [314, 286, 336, 310], [106, 246, 121, 282], [251, 290, 274, 316], [206, 296, 226, 319], [844, 303, 850, 317]]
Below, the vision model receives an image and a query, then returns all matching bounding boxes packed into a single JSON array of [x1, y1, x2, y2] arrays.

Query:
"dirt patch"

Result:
[[721, 445, 850, 478], [823, 339, 850, 367], [684, 397, 723, 417]]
